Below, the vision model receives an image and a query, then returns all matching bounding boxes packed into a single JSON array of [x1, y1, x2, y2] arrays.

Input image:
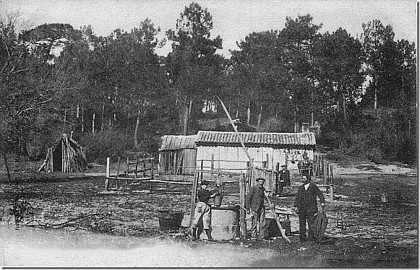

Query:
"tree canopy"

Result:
[[0, 5, 416, 165]]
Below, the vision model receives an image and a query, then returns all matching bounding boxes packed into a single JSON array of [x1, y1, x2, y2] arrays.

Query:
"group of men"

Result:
[[191, 162, 325, 243]]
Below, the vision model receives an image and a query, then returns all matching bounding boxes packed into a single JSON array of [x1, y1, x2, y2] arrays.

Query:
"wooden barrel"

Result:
[[211, 205, 240, 240]]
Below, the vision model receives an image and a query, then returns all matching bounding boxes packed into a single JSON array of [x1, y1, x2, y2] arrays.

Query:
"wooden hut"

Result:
[[39, 134, 88, 173], [158, 135, 197, 175], [195, 130, 316, 176]]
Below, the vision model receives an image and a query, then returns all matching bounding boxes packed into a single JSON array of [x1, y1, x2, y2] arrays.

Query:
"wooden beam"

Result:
[[105, 157, 110, 191], [239, 173, 247, 239], [188, 171, 199, 230]]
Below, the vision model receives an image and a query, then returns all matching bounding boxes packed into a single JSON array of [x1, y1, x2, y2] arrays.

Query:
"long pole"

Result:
[[239, 173, 247, 239], [217, 97, 254, 168], [218, 96, 291, 244], [188, 170, 199, 230]]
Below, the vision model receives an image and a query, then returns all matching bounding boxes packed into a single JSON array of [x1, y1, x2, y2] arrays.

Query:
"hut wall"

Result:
[[158, 149, 197, 175], [196, 146, 314, 174]]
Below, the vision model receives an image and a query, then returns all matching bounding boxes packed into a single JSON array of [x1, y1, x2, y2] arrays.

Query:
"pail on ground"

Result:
[[266, 218, 292, 237], [211, 205, 240, 240], [158, 210, 184, 231]]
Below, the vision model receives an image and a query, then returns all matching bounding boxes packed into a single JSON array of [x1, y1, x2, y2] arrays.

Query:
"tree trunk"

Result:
[[342, 94, 347, 121], [63, 109, 67, 132], [134, 108, 141, 149], [76, 103, 80, 119], [101, 102, 105, 131], [188, 99, 193, 116], [373, 78, 377, 110], [81, 107, 84, 133], [247, 103, 251, 124], [257, 106, 262, 130], [92, 113, 96, 134], [182, 102, 189, 136]]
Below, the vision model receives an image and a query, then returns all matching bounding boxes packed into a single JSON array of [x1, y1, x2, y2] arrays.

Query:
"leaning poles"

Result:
[[217, 97, 291, 244]]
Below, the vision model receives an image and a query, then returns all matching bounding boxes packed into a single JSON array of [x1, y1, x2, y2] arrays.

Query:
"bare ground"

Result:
[[0, 153, 417, 268]]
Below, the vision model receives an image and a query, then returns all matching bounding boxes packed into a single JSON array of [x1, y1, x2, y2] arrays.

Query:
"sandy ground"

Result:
[[0, 156, 417, 268]]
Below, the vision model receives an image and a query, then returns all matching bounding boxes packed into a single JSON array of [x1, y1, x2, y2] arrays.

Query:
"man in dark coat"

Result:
[[246, 177, 268, 240], [294, 175, 325, 242]]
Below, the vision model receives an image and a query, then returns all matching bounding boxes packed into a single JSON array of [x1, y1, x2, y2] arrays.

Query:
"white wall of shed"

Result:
[[196, 146, 314, 176]]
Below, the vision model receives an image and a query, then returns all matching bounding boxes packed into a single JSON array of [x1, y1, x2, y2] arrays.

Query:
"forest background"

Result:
[[0, 2, 417, 166]]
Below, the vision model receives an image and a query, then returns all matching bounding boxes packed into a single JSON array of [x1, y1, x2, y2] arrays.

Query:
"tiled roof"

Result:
[[159, 135, 197, 151], [196, 131, 316, 147]]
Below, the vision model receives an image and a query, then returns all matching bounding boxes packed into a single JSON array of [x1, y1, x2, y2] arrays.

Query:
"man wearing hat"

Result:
[[276, 164, 290, 197], [246, 177, 269, 240], [192, 180, 216, 241], [294, 175, 325, 242]]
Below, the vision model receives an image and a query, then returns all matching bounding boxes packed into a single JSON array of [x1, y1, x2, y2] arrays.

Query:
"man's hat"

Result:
[[201, 180, 209, 185], [255, 177, 266, 182]]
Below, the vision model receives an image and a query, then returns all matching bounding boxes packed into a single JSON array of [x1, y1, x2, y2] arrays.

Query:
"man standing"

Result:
[[246, 177, 268, 240], [276, 164, 290, 197], [294, 175, 325, 242], [192, 180, 216, 241], [299, 151, 311, 177]]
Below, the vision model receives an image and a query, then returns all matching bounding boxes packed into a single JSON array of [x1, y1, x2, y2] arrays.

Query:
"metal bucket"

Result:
[[211, 205, 240, 240], [158, 210, 184, 231], [213, 194, 223, 207]]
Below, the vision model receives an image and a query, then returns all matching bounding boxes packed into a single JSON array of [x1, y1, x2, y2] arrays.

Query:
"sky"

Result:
[[1, 0, 418, 57]]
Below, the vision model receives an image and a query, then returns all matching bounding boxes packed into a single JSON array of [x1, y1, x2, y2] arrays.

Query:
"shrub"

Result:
[[258, 117, 293, 133], [79, 129, 133, 164]]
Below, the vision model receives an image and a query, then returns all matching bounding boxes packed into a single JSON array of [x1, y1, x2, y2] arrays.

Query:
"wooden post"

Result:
[[135, 157, 138, 179], [150, 158, 154, 179], [105, 157, 110, 191], [61, 139, 65, 173], [200, 160, 204, 181], [126, 156, 129, 177], [329, 184, 334, 202], [275, 163, 279, 195], [266, 154, 269, 168], [211, 154, 214, 171], [125, 156, 129, 185], [263, 166, 267, 191], [247, 159, 254, 188], [270, 154, 274, 192], [329, 164, 334, 201], [189, 171, 199, 230], [116, 156, 121, 189], [239, 173, 247, 239], [49, 148, 53, 172], [143, 158, 146, 178]]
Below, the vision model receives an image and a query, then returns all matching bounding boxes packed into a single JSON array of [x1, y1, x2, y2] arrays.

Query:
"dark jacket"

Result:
[[197, 189, 211, 204], [294, 183, 325, 214], [279, 169, 290, 185], [246, 184, 266, 212]]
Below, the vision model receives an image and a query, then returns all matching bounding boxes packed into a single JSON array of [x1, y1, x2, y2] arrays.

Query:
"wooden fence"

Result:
[[104, 156, 156, 191], [104, 155, 335, 239], [104, 156, 195, 191]]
